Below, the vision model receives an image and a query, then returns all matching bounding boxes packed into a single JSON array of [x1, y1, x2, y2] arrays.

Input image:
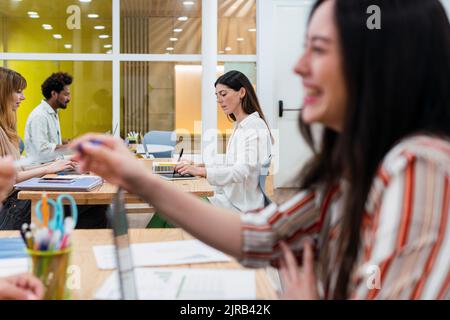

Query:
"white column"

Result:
[[257, 0, 275, 130], [112, 0, 121, 137], [201, 0, 218, 162]]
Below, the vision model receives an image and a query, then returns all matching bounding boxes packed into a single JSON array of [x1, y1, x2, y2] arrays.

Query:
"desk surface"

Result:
[[0, 229, 277, 300]]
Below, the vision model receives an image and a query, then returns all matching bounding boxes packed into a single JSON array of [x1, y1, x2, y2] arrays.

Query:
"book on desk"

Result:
[[14, 176, 103, 192]]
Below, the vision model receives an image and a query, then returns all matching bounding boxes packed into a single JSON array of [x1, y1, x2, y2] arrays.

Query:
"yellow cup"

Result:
[[27, 247, 72, 300]]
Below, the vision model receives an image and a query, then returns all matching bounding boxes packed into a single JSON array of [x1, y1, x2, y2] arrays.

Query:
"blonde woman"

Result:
[[0, 67, 74, 230]]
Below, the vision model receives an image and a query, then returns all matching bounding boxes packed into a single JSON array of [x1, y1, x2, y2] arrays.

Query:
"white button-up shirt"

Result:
[[24, 100, 62, 159], [206, 112, 272, 213]]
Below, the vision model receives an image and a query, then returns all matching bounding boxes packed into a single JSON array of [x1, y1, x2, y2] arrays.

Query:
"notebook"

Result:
[[14, 176, 103, 192]]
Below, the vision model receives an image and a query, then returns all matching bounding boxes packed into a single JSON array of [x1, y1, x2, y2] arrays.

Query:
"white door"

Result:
[[273, 0, 314, 187]]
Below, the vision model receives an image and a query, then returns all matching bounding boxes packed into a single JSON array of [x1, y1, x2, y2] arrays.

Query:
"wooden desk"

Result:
[[18, 177, 214, 222], [0, 229, 277, 300]]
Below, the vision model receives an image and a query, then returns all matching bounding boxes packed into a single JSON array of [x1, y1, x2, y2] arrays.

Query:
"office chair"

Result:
[[259, 155, 272, 207], [143, 130, 176, 158], [19, 137, 25, 155]]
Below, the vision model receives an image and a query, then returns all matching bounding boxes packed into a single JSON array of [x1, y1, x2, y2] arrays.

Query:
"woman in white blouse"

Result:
[[175, 71, 272, 213]]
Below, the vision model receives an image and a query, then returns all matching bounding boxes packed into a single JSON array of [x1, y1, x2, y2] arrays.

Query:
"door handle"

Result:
[[278, 100, 302, 117]]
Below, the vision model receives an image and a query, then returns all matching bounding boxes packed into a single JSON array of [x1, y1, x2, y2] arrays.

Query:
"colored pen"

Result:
[[42, 193, 49, 227], [173, 148, 184, 176], [76, 139, 103, 154], [25, 231, 33, 249]]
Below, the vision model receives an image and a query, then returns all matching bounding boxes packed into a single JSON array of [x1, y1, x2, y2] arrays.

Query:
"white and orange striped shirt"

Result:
[[240, 135, 450, 299]]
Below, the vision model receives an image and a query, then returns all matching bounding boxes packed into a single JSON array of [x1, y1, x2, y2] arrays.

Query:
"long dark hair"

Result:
[[298, 0, 450, 299], [215, 70, 273, 139]]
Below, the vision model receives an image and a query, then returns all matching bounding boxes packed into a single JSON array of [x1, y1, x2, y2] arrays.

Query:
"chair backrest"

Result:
[[19, 137, 25, 155], [259, 155, 272, 207], [143, 131, 176, 158]]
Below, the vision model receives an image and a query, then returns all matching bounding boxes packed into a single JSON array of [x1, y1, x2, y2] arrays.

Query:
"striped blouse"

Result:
[[240, 135, 450, 299]]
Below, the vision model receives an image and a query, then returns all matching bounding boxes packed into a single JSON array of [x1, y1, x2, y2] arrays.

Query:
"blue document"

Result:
[[0, 237, 27, 259]]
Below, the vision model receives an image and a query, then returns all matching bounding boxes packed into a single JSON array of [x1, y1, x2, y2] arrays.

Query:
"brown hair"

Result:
[[0, 67, 27, 148], [215, 70, 273, 141]]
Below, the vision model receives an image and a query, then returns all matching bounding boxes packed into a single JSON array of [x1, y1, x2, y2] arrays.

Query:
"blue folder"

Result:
[[14, 176, 103, 192], [0, 237, 27, 259]]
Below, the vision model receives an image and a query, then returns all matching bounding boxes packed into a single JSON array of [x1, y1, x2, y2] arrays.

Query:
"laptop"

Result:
[[106, 188, 138, 300], [14, 176, 103, 192]]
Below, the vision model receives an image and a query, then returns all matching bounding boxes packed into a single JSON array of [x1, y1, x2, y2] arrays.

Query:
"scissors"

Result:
[[36, 194, 78, 232]]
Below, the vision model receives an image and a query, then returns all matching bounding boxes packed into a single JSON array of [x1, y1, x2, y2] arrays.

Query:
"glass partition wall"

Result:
[[0, 0, 257, 155]]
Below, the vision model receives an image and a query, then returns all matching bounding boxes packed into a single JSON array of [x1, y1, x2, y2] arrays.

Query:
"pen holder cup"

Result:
[[127, 139, 137, 153], [26, 247, 72, 300]]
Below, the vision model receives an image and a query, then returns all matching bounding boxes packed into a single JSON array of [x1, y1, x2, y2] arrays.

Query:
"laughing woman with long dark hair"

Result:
[[70, 0, 449, 299]]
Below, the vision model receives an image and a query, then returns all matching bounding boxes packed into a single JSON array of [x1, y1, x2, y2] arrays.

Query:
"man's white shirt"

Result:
[[25, 100, 62, 159]]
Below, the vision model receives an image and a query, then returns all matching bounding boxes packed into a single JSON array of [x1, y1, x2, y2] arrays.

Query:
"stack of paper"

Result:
[[95, 268, 256, 300], [92, 239, 231, 269]]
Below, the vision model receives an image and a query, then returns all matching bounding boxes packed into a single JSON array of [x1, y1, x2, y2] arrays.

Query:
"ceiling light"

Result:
[[64, 44, 72, 49], [27, 11, 38, 15], [29, 14, 39, 19], [225, 47, 232, 51], [106, 50, 112, 54], [104, 44, 112, 48], [169, 37, 178, 42], [87, 14, 99, 18], [79, 0, 92, 3], [42, 24, 53, 30], [166, 47, 174, 51], [248, 28, 256, 32], [173, 28, 183, 33], [178, 16, 188, 21], [53, 34, 62, 39], [237, 37, 244, 41], [99, 34, 109, 39], [183, 1, 195, 5], [94, 25, 105, 30]]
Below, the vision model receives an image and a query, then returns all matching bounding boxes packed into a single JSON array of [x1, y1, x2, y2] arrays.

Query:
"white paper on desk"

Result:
[[0, 258, 29, 277], [94, 268, 256, 300], [92, 239, 231, 270]]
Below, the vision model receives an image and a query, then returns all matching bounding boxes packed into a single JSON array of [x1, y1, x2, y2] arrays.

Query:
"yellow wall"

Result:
[[2, 19, 112, 141]]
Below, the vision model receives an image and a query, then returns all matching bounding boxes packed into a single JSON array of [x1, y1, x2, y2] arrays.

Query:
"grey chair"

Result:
[[142, 130, 176, 158], [259, 155, 272, 206]]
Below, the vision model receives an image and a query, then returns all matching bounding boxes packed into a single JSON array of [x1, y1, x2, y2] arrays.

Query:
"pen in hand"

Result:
[[173, 148, 184, 177]]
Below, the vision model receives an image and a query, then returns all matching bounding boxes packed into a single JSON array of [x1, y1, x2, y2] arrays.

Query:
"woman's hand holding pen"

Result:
[[69, 134, 149, 191], [278, 240, 319, 300], [0, 273, 44, 300]]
